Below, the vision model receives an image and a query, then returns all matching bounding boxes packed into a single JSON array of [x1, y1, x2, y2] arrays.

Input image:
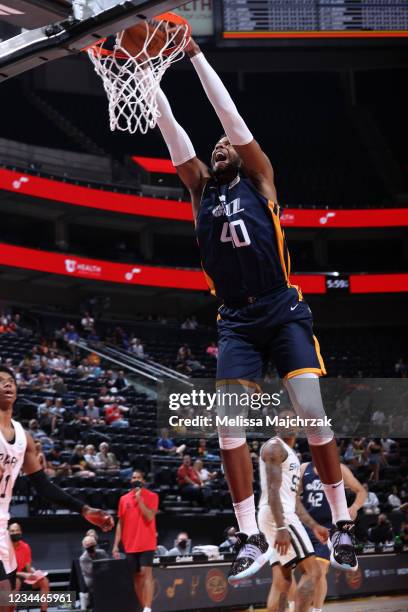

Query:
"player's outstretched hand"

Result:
[[313, 524, 329, 544], [82, 506, 114, 532]]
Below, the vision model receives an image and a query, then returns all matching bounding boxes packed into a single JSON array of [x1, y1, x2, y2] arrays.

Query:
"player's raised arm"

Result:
[[23, 433, 113, 531], [186, 39, 276, 201], [155, 87, 211, 219]]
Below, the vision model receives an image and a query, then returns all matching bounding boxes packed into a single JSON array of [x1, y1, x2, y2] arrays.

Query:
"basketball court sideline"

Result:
[[252, 594, 408, 612]]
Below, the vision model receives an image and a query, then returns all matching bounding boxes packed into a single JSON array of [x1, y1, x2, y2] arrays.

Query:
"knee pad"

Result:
[[284, 374, 334, 443], [216, 380, 254, 449]]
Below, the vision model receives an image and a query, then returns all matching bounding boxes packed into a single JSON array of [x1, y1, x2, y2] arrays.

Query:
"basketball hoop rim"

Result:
[[82, 11, 191, 60]]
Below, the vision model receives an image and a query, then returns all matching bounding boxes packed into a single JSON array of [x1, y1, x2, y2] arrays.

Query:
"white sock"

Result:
[[143, 608, 152, 612], [312, 608, 323, 612], [232, 494, 259, 535], [322, 480, 351, 524]]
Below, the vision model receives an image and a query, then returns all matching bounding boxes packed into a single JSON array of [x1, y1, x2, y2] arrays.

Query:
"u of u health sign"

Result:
[[91, 553, 408, 612], [1, 244, 408, 293]]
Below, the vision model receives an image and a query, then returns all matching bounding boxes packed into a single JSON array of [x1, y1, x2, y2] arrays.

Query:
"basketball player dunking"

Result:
[[0, 366, 113, 610], [151, 33, 358, 582]]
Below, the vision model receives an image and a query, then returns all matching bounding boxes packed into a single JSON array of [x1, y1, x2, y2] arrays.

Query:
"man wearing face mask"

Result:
[[112, 471, 159, 612], [79, 535, 108, 609], [8, 523, 50, 612], [219, 527, 238, 553], [166, 533, 192, 557]]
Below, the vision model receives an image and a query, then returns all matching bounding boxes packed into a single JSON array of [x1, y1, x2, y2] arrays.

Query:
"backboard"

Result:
[[0, 0, 188, 82]]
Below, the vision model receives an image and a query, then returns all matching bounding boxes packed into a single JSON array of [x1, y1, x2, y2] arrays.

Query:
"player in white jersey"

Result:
[[0, 366, 113, 611], [258, 410, 329, 612]]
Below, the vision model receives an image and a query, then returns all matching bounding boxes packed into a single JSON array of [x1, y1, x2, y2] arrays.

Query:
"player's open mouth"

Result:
[[215, 151, 227, 162]]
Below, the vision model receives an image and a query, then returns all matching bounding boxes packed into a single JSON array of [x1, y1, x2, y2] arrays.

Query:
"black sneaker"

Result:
[[329, 521, 358, 572], [228, 531, 275, 585]]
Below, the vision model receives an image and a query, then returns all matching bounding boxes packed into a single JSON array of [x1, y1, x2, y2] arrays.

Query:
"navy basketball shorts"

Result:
[[306, 525, 331, 563], [216, 285, 326, 381]]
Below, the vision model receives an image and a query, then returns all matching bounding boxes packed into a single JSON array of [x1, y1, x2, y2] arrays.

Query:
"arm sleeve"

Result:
[[190, 52, 253, 147], [155, 88, 196, 167], [28, 469, 84, 513]]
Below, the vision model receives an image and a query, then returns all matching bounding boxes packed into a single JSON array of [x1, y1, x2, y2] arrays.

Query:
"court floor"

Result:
[[254, 595, 408, 612]]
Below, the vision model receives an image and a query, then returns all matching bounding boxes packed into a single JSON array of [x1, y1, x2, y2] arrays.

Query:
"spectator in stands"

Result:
[[130, 338, 145, 359], [98, 386, 119, 405], [104, 401, 129, 428], [395, 357, 407, 377], [37, 398, 54, 433], [84, 445, 105, 473], [79, 534, 108, 609], [155, 542, 168, 557], [371, 406, 386, 430], [368, 514, 394, 544], [177, 455, 202, 503], [96, 442, 132, 479], [156, 428, 185, 456], [9, 523, 50, 612], [381, 437, 399, 459], [399, 521, 408, 545], [193, 459, 217, 485], [388, 486, 402, 512], [167, 532, 192, 557], [64, 323, 79, 355], [103, 370, 116, 389], [29, 372, 51, 393], [206, 341, 218, 359], [197, 438, 219, 461], [362, 483, 380, 515], [50, 397, 66, 433], [46, 443, 71, 478], [366, 438, 385, 481], [249, 440, 260, 463], [70, 444, 96, 478], [81, 312, 95, 335], [85, 398, 101, 425], [112, 471, 158, 612], [181, 317, 197, 330], [51, 375, 67, 396], [176, 345, 205, 374], [114, 370, 129, 391], [219, 527, 238, 553], [28, 419, 53, 450]]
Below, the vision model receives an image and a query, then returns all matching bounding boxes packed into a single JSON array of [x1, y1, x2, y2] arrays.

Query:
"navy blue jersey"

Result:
[[195, 175, 291, 301], [301, 462, 332, 526]]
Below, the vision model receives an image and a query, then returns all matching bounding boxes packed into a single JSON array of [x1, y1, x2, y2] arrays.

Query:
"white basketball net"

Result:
[[87, 19, 190, 134]]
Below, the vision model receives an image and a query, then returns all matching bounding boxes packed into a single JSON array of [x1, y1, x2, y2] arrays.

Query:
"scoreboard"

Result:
[[221, 0, 408, 39]]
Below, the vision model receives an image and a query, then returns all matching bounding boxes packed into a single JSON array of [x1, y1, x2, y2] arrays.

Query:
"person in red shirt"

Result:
[[8, 523, 50, 612], [112, 471, 158, 612], [177, 454, 204, 503], [104, 403, 129, 428]]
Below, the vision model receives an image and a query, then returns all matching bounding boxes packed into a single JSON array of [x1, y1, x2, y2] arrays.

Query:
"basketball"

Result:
[[121, 21, 168, 58]]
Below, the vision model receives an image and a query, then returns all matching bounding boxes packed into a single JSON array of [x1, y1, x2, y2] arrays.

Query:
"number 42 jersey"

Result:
[[195, 176, 291, 301]]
